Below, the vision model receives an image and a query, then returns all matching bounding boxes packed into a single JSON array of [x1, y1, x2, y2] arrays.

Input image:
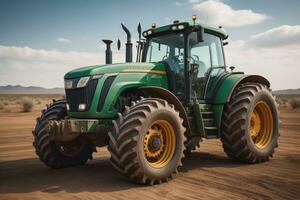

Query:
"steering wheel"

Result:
[[162, 55, 168, 60], [191, 55, 200, 63]]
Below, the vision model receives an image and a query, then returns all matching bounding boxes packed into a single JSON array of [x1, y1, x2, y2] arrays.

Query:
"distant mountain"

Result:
[[0, 85, 299, 95], [0, 85, 64, 94], [273, 88, 300, 95]]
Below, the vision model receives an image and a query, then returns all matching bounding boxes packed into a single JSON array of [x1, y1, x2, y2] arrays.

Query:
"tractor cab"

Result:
[[140, 20, 228, 104]]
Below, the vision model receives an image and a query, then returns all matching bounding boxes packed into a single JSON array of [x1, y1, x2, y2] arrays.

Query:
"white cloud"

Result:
[[56, 37, 72, 44], [225, 26, 300, 89], [250, 25, 300, 48], [192, 0, 269, 27], [189, 0, 203, 3], [0, 45, 100, 64], [0, 45, 125, 88], [175, 1, 182, 6]]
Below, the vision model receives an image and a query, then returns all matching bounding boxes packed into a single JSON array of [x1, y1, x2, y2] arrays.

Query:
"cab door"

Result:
[[188, 32, 226, 101]]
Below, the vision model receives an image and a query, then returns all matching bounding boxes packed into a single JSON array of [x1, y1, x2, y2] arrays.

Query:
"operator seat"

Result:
[[193, 60, 207, 78], [191, 60, 209, 99]]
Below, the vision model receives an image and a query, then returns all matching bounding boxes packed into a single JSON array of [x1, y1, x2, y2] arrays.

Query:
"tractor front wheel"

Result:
[[221, 83, 279, 163], [108, 98, 186, 185], [32, 99, 94, 168]]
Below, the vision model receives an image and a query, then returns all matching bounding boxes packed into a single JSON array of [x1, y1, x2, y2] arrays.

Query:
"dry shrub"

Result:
[[276, 97, 288, 105], [0, 102, 3, 110], [276, 98, 287, 108], [20, 97, 34, 112], [289, 99, 300, 109]]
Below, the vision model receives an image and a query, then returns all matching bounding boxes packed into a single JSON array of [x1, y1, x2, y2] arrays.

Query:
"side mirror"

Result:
[[197, 27, 204, 42], [229, 66, 235, 72]]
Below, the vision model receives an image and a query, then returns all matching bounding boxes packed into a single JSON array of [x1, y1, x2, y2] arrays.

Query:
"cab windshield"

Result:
[[146, 33, 185, 73], [146, 33, 186, 99]]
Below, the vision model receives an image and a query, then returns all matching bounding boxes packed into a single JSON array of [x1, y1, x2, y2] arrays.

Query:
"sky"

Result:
[[0, 0, 300, 90]]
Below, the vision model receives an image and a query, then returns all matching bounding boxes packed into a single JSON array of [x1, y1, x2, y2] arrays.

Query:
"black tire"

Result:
[[108, 97, 186, 185], [220, 83, 279, 163], [32, 99, 94, 169]]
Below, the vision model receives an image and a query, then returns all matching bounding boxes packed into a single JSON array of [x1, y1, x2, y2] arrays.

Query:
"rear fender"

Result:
[[214, 74, 270, 104], [213, 74, 270, 128]]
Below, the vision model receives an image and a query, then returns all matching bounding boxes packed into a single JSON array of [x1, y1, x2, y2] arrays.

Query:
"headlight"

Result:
[[147, 30, 152, 35], [143, 32, 148, 37], [77, 76, 90, 88], [78, 104, 86, 111], [178, 24, 185, 30], [171, 25, 178, 30]]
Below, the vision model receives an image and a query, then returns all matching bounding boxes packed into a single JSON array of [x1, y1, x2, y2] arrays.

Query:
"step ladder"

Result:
[[201, 110, 219, 138]]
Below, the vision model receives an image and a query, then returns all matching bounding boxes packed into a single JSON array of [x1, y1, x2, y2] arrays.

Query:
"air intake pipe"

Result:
[[102, 40, 113, 64], [121, 23, 132, 62]]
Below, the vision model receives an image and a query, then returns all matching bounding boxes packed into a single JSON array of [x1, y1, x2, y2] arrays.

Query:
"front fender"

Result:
[[98, 72, 168, 118]]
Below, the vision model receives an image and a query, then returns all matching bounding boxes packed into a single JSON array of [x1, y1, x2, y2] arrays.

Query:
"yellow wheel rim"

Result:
[[143, 120, 175, 168], [249, 101, 273, 149]]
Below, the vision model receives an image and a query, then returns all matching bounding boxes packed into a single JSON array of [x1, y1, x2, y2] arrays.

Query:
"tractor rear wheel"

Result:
[[32, 99, 94, 168], [108, 98, 186, 185], [220, 83, 279, 163]]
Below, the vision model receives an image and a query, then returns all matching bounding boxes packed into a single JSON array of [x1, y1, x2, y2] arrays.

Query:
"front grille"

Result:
[[97, 76, 116, 112], [65, 78, 98, 112]]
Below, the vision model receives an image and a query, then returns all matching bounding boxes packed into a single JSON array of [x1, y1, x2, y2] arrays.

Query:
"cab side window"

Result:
[[146, 42, 169, 62], [190, 32, 224, 78]]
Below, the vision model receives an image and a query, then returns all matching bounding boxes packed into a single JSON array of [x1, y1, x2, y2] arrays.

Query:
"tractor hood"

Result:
[[64, 62, 166, 79]]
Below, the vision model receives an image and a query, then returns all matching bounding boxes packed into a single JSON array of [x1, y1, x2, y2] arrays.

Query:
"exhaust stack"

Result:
[[121, 23, 132, 62], [102, 40, 113, 64]]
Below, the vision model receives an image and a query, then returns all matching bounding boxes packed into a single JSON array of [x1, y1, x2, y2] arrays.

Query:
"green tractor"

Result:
[[32, 16, 279, 185]]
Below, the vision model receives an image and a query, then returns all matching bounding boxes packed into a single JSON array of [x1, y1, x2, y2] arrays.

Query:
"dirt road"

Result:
[[0, 102, 299, 200]]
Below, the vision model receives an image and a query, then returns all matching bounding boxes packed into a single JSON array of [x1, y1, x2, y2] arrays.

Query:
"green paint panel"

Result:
[[210, 74, 245, 128], [192, 104, 205, 137], [213, 74, 244, 104], [211, 104, 224, 130], [64, 62, 166, 79]]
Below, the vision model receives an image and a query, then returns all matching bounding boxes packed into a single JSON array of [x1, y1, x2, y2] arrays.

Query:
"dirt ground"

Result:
[[0, 96, 299, 200]]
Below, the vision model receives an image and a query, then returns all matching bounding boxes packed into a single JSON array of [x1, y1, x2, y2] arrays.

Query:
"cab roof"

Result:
[[143, 21, 228, 40]]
